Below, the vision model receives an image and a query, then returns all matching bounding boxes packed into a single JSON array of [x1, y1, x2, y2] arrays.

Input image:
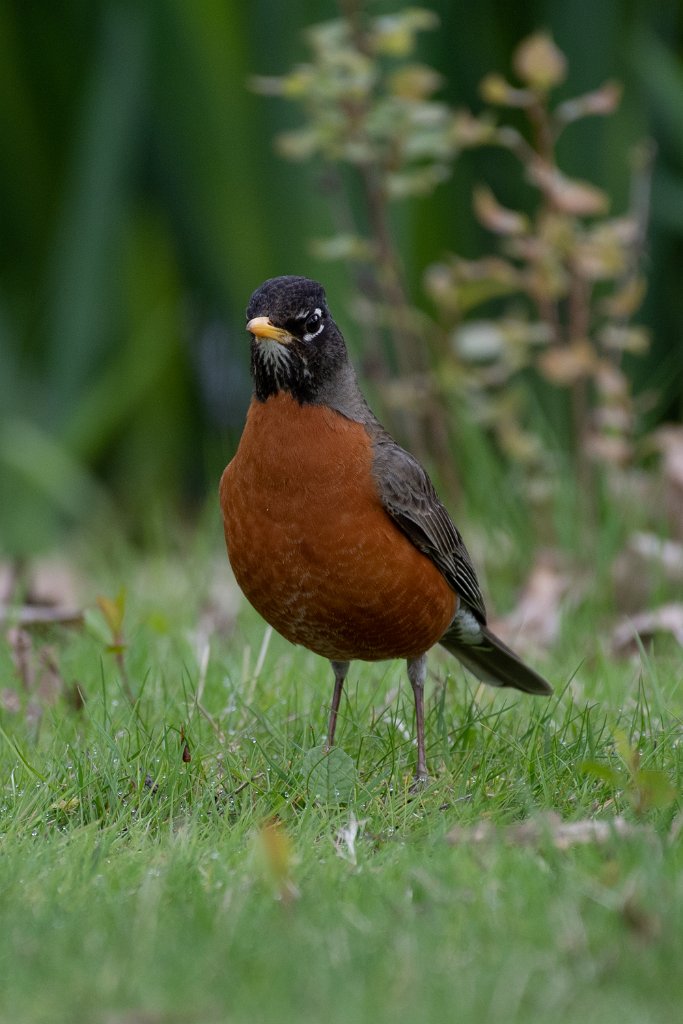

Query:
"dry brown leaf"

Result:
[[256, 819, 299, 905], [491, 551, 571, 649], [585, 432, 634, 467], [538, 339, 596, 384], [0, 563, 21, 603], [473, 185, 529, 236], [594, 361, 629, 399], [7, 626, 33, 689], [529, 162, 609, 215], [654, 426, 683, 540], [612, 532, 683, 612], [0, 688, 21, 713], [612, 603, 683, 655], [36, 647, 64, 706], [5, 626, 75, 712], [556, 81, 622, 124], [28, 558, 85, 609], [446, 813, 642, 849]]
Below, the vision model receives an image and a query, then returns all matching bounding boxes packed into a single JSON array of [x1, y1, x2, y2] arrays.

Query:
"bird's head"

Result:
[[246, 276, 350, 404]]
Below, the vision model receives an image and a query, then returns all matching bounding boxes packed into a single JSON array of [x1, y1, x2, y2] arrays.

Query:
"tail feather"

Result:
[[440, 622, 552, 696]]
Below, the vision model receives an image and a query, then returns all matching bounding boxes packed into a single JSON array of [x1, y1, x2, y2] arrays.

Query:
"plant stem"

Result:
[[332, 0, 459, 493], [567, 266, 594, 508]]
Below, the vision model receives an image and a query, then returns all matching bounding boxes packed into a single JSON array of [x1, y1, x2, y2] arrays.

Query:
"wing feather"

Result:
[[370, 435, 487, 622]]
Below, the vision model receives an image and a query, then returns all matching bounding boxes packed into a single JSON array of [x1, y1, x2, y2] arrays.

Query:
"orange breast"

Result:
[[220, 394, 457, 662]]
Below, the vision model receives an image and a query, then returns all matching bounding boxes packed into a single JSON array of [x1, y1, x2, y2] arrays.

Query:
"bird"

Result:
[[220, 275, 552, 783]]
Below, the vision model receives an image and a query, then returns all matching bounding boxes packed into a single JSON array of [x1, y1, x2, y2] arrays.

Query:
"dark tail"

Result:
[[440, 624, 552, 696]]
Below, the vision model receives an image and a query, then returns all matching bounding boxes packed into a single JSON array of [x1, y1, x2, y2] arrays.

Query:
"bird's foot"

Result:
[[409, 772, 432, 794]]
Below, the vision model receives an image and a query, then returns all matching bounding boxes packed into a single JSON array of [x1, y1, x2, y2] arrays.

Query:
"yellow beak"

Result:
[[246, 316, 293, 344]]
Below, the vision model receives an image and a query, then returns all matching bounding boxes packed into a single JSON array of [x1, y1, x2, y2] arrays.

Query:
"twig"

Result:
[[0, 604, 83, 628]]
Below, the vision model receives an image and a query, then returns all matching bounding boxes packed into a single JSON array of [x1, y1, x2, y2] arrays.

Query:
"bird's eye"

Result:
[[304, 312, 322, 335]]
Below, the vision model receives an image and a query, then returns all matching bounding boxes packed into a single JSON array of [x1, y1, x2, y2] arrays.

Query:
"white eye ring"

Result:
[[302, 308, 324, 341]]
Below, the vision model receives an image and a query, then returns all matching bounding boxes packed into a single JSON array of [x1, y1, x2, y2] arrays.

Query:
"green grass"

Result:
[[0, 530, 681, 1024]]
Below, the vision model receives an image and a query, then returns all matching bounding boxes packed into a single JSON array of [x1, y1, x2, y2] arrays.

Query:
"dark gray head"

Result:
[[245, 276, 354, 405]]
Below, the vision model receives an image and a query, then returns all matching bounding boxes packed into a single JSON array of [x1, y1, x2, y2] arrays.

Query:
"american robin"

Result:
[[220, 276, 552, 782]]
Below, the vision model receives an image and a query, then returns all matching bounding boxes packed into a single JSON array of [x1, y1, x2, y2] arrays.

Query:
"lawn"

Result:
[[0, 524, 681, 1024]]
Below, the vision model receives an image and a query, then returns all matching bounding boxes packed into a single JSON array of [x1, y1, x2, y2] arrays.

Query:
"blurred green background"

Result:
[[1, 0, 682, 555]]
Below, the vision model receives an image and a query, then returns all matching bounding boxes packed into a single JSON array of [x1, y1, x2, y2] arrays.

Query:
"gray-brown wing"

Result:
[[371, 436, 487, 622]]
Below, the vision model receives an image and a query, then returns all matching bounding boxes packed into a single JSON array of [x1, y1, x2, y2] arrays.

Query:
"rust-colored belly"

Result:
[[220, 394, 457, 662]]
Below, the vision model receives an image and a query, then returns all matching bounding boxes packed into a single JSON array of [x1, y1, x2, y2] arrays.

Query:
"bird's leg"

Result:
[[407, 654, 429, 785], [325, 660, 350, 749]]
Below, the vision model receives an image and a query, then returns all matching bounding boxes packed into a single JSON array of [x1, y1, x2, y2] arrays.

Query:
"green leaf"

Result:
[[634, 31, 683, 168], [302, 744, 357, 804], [580, 760, 623, 786], [45, 5, 150, 417], [631, 770, 677, 811]]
